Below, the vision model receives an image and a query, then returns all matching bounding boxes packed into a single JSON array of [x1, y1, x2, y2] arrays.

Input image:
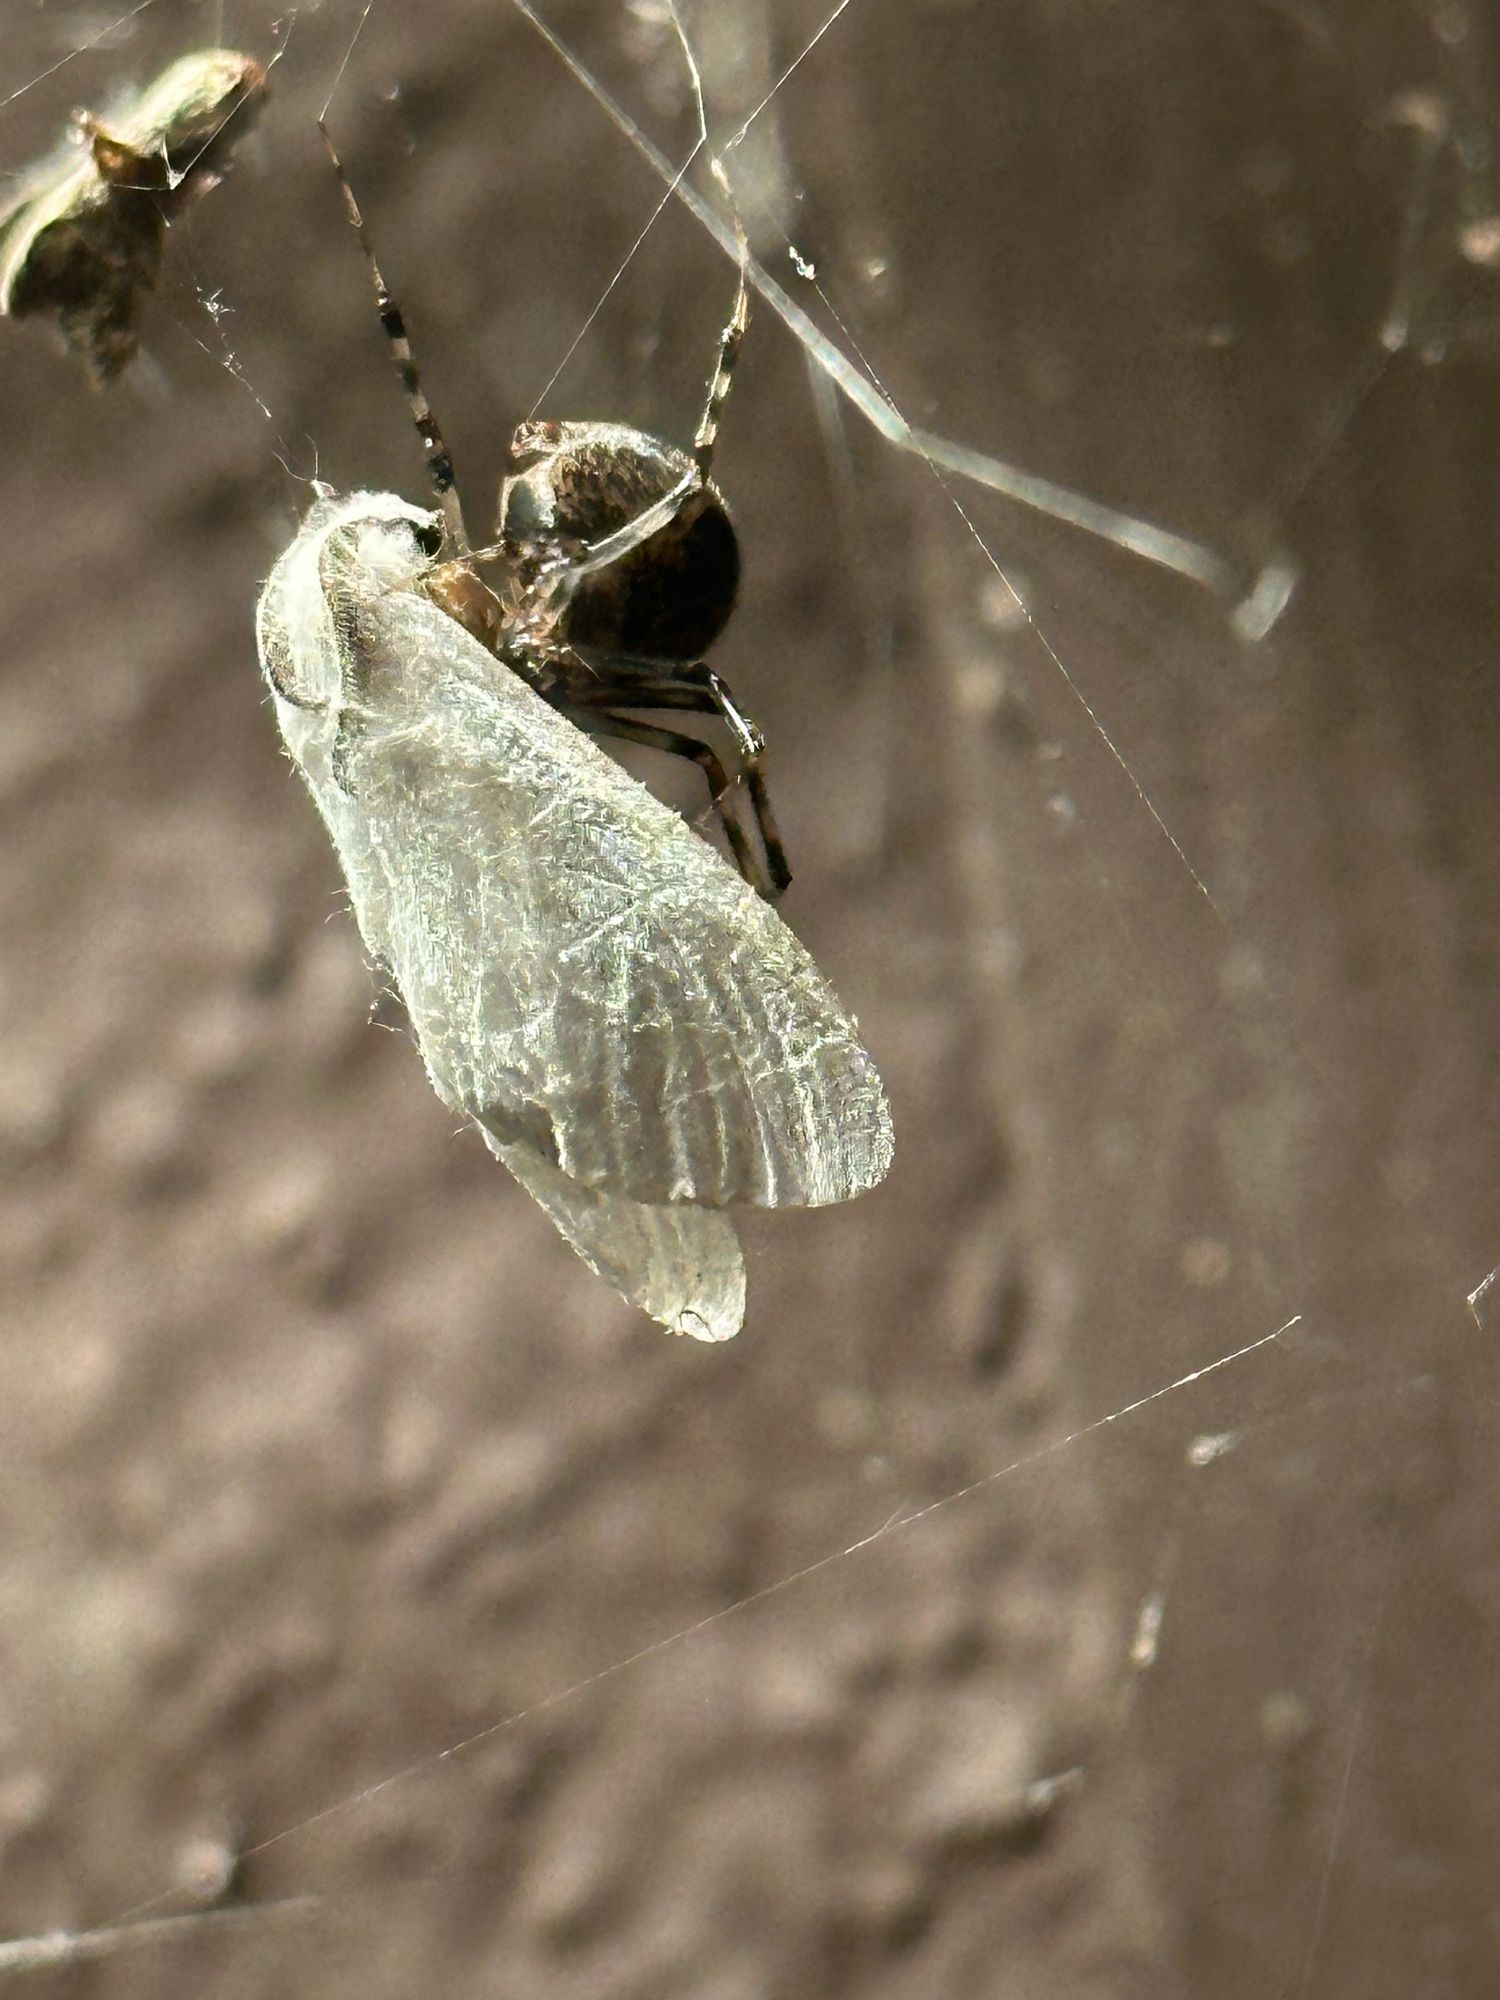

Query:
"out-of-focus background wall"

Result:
[[1, 2, 1498, 1994]]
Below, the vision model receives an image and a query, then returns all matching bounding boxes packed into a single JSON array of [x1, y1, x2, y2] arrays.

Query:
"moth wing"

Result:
[[340, 567, 893, 1212], [256, 496, 892, 1338], [488, 1135, 744, 1342]]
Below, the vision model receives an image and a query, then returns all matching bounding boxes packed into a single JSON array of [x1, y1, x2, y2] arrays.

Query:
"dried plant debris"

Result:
[[0, 48, 266, 384]]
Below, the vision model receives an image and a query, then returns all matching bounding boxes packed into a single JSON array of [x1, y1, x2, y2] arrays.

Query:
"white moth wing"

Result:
[[256, 493, 892, 1339], [258, 495, 746, 1339], [490, 1137, 744, 1343]]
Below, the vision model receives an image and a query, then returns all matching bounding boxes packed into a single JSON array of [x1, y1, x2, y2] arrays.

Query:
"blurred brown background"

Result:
[[2, 1, 1499, 1994]]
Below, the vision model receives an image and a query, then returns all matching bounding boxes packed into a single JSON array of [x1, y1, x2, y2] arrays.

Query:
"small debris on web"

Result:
[[1186, 1429, 1240, 1467], [0, 48, 267, 385], [1128, 1589, 1167, 1672], [1466, 1266, 1499, 1327]]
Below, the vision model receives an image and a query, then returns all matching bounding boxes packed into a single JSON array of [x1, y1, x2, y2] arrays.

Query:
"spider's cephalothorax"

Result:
[[317, 120, 787, 899], [498, 419, 740, 665]]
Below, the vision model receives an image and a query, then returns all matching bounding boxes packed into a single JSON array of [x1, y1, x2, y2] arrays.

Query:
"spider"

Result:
[[302, 122, 790, 902]]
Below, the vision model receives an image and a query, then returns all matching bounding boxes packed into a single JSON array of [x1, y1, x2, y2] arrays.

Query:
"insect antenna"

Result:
[[318, 119, 470, 557]]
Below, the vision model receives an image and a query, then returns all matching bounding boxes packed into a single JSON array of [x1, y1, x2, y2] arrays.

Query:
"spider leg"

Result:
[[693, 190, 749, 486], [319, 120, 469, 557], [566, 188, 750, 579], [686, 664, 763, 757], [638, 668, 790, 898], [563, 706, 776, 901], [561, 670, 791, 898]]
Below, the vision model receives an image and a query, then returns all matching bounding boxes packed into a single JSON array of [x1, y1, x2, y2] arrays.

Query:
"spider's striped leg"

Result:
[[319, 120, 470, 556]]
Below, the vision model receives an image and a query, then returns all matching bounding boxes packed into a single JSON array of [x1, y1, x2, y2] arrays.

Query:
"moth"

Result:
[[253, 131, 893, 1341], [0, 48, 266, 383]]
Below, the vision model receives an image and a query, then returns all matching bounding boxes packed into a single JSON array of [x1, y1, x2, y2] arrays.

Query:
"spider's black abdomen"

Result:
[[562, 483, 738, 663], [498, 419, 740, 664]]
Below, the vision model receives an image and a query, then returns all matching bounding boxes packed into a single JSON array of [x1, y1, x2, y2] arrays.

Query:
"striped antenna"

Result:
[[319, 120, 470, 556]]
